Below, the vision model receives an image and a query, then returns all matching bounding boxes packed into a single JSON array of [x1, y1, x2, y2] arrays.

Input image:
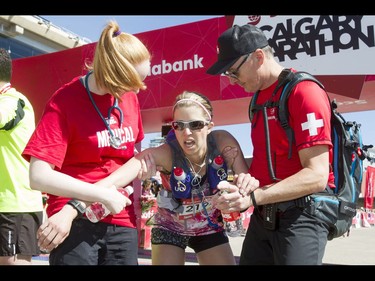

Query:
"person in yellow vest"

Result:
[[0, 48, 44, 265]]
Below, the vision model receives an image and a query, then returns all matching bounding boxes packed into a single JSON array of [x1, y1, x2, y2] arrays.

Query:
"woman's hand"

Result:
[[137, 153, 163, 180], [101, 186, 131, 214], [37, 205, 77, 252]]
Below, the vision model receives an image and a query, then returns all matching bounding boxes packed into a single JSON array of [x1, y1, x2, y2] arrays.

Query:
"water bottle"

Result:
[[173, 167, 187, 181], [212, 155, 225, 170], [85, 186, 134, 223], [218, 179, 243, 237], [208, 155, 228, 188], [171, 167, 191, 198]]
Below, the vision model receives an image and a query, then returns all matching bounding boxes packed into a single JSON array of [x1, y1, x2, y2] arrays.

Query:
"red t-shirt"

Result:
[[23, 76, 144, 228], [249, 76, 334, 187]]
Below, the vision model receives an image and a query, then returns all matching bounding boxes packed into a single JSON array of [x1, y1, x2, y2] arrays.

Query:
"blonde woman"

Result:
[[22, 20, 151, 265], [97, 91, 258, 265]]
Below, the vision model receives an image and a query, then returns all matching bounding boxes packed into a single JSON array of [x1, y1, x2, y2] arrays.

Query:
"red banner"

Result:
[[364, 166, 375, 210]]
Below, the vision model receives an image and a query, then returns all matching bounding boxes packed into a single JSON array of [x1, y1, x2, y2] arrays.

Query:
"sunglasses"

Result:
[[223, 53, 251, 80], [171, 120, 210, 131]]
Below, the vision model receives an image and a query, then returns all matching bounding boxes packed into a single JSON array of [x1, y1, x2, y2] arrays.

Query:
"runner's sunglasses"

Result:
[[171, 120, 210, 131]]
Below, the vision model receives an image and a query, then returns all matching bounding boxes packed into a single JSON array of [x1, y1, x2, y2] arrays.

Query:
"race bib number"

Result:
[[177, 196, 213, 220]]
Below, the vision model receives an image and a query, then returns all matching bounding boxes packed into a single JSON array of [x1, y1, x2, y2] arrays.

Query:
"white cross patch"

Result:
[[301, 113, 324, 136]]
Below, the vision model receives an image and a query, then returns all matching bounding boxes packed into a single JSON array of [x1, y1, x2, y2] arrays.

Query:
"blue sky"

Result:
[[40, 15, 375, 156]]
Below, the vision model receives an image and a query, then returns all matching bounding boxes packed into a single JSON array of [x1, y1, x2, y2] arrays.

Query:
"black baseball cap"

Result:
[[206, 24, 269, 75]]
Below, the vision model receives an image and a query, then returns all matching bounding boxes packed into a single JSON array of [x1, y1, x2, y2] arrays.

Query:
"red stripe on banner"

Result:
[[364, 166, 375, 210]]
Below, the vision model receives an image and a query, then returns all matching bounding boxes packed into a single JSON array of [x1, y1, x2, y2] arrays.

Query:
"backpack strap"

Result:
[[248, 68, 295, 181], [0, 98, 25, 131], [166, 134, 192, 199], [248, 68, 295, 123], [248, 90, 261, 123]]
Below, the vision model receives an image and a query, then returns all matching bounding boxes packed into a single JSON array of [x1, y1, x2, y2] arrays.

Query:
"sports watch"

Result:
[[66, 199, 86, 219]]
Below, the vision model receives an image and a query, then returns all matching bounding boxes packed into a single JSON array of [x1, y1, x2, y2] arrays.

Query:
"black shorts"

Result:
[[151, 227, 229, 253], [0, 212, 43, 256]]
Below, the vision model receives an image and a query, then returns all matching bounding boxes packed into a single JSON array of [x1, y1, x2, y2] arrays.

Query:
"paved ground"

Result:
[[31, 225, 375, 265], [226, 226, 375, 265], [323, 226, 375, 265]]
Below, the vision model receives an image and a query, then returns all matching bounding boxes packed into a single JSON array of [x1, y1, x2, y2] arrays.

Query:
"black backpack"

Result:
[[249, 69, 371, 240]]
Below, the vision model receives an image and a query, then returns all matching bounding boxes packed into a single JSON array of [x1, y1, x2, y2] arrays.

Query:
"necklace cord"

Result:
[[185, 153, 218, 227], [185, 156, 206, 175]]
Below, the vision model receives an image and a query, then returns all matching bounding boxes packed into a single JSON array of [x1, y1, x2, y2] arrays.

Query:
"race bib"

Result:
[[177, 196, 213, 220]]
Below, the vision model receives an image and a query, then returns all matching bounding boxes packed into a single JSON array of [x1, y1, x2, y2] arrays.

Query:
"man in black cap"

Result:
[[207, 24, 269, 76], [208, 24, 333, 265]]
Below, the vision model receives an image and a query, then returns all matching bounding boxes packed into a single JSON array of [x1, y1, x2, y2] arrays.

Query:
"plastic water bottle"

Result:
[[218, 179, 243, 237], [208, 155, 228, 188], [173, 167, 187, 181], [171, 167, 191, 198], [85, 186, 134, 223], [211, 155, 225, 170]]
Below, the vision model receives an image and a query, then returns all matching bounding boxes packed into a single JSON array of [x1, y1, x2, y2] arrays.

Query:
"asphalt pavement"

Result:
[[226, 225, 375, 265], [31, 225, 375, 266]]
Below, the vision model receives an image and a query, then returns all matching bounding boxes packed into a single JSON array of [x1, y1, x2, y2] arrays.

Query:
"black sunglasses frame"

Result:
[[171, 120, 210, 131], [224, 53, 251, 80]]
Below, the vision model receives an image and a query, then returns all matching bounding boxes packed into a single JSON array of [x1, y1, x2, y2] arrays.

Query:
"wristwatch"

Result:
[[66, 199, 86, 219]]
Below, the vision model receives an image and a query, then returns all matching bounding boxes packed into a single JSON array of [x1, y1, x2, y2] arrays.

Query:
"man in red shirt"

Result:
[[207, 24, 333, 265]]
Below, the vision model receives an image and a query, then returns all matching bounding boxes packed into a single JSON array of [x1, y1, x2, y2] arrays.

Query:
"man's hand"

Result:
[[235, 173, 259, 197], [213, 180, 253, 213]]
